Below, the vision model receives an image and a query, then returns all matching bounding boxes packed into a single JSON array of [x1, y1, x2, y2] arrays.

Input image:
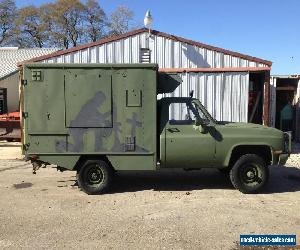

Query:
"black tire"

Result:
[[77, 159, 113, 195], [230, 154, 269, 194]]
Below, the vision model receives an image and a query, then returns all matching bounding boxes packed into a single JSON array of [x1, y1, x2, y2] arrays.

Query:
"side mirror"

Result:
[[202, 119, 210, 126], [195, 117, 209, 127], [195, 118, 210, 133]]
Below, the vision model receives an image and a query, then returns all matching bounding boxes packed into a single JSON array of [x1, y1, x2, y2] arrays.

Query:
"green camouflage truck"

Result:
[[21, 63, 291, 194]]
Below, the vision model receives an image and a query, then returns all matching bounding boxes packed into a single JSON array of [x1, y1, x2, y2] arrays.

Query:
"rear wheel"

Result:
[[77, 159, 113, 195], [230, 154, 269, 194]]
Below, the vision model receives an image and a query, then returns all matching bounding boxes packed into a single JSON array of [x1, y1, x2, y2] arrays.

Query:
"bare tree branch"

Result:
[[0, 0, 16, 45], [109, 5, 134, 35], [15, 6, 48, 48], [82, 0, 106, 42]]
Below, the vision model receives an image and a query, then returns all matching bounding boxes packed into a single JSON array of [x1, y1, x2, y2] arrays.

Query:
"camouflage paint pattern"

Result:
[[22, 64, 157, 170]]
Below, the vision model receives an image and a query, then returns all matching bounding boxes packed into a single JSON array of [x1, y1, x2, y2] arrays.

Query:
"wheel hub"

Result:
[[91, 172, 99, 181], [246, 171, 255, 178], [86, 166, 103, 185], [241, 164, 262, 186]]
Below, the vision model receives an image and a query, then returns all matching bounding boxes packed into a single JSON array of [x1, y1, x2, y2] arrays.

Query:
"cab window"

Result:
[[169, 102, 197, 125]]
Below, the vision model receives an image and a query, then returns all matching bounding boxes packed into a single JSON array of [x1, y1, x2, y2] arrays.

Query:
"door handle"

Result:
[[167, 127, 180, 133]]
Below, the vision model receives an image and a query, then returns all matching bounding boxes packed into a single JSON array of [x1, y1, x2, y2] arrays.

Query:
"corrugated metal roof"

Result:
[[0, 47, 59, 80], [19, 28, 272, 67]]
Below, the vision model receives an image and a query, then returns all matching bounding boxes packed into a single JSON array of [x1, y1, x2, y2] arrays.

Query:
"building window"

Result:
[[139, 48, 151, 63], [0, 88, 7, 114]]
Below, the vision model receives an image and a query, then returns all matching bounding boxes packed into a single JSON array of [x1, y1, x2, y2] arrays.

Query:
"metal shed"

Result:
[[21, 28, 272, 125]]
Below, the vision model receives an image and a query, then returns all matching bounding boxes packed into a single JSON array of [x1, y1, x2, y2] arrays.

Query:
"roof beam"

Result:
[[159, 67, 271, 73]]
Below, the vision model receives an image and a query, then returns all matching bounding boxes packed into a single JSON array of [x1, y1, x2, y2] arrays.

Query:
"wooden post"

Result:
[[296, 97, 300, 142], [263, 71, 270, 126]]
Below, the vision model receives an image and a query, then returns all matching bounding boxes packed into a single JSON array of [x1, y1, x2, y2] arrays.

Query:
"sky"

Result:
[[14, 0, 300, 74]]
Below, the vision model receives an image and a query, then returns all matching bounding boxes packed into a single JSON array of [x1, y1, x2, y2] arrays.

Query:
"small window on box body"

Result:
[[140, 48, 151, 63]]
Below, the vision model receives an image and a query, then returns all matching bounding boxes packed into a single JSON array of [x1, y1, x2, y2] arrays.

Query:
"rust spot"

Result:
[[13, 182, 33, 189]]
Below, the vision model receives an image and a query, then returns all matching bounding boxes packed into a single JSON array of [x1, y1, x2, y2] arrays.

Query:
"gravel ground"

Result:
[[287, 142, 300, 168], [0, 142, 299, 249]]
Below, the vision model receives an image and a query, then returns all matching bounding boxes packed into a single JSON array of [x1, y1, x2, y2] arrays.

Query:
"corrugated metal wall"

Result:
[[45, 33, 268, 68], [42, 32, 263, 122], [162, 72, 249, 122]]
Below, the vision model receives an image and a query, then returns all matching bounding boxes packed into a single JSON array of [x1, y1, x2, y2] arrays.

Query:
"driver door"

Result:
[[164, 101, 216, 168]]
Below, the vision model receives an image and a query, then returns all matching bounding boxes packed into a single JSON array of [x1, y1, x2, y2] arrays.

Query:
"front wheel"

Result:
[[77, 160, 113, 195], [230, 154, 269, 194]]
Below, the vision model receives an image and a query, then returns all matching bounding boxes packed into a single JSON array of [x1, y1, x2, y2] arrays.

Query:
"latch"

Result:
[[23, 143, 30, 151], [21, 79, 28, 85], [22, 112, 28, 118]]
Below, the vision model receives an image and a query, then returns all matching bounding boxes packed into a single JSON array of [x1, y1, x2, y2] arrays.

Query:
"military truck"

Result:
[[21, 63, 291, 194]]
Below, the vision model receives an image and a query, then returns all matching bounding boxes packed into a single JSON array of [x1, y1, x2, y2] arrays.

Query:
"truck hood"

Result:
[[219, 122, 283, 137]]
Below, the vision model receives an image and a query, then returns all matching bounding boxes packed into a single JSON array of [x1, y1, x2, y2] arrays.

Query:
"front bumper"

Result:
[[278, 153, 289, 165], [283, 131, 292, 154], [273, 132, 291, 165]]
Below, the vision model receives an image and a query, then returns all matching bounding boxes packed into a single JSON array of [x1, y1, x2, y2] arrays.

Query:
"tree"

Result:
[[83, 0, 106, 42], [16, 6, 47, 48], [45, 0, 85, 49], [109, 5, 134, 35], [1, 0, 137, 48], [0, 0, 16, 45]]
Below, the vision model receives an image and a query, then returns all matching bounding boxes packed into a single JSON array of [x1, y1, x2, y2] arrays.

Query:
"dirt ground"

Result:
[[0, 142, 299, 250]]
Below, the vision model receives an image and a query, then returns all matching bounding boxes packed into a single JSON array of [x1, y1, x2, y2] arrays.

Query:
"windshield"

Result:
[[191, 100, 217, 124]]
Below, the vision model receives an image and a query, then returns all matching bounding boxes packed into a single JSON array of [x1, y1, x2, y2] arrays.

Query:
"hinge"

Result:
[[22, 112, 28, 118], [23, 143, 30, 151], [21, 79, 28, 85]]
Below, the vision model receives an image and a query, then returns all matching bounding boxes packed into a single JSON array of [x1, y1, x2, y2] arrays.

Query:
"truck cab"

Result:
[[157, 95, 291, 193]]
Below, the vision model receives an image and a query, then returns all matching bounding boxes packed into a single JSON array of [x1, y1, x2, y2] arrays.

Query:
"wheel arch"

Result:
[[225, 144, 273, 167], [74, 155, 114, 171]]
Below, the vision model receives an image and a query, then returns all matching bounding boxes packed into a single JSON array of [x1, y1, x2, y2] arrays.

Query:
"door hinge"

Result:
[[21, 79, 28, 86], [22, 112, 28, 118], [23, 143, 30, 151]]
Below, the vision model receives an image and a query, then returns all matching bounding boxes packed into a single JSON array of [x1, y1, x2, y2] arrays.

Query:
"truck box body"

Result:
[[22, 64, 157, 170]]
